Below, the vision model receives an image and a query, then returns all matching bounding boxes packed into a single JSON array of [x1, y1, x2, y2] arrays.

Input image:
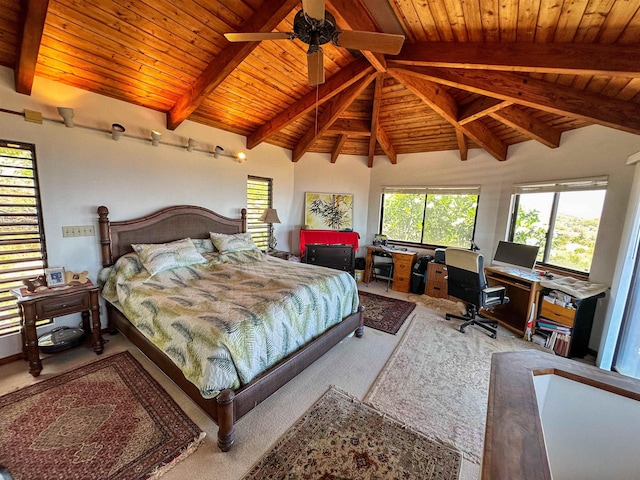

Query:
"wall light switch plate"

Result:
[[62, 225, 95, 237]]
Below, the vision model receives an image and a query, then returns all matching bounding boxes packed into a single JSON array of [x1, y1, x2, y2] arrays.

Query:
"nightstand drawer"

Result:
[[35, 292, 90, 319]]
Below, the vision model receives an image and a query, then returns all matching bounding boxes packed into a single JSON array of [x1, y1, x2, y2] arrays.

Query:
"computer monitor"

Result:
[[493, 241, 540, 272]]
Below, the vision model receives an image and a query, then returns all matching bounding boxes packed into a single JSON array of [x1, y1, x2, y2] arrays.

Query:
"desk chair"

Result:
[[368, 250, 394, 291], [444, 248, 509, 338]]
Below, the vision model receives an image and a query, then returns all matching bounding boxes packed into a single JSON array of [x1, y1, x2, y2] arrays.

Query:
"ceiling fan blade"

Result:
[[302, 0, 325, 21], [334, 30, 405, 55], [224, 32, 291, 42], [307, 48, 325, 86]]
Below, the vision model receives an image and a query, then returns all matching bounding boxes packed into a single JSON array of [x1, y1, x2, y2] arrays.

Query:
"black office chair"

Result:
[[368, 250, 394, 291], [444, 248, 509, 338]]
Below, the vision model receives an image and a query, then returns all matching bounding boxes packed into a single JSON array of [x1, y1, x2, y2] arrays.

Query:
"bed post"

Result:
[[240, 208, 247, 233], [216, 389, 236, 451], [355, 306, 365, 337], [97, 206, 112, 268]]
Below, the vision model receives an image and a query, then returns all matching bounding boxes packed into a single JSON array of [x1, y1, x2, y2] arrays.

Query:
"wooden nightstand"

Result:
[[17, 282, 104, 377], [266, 249, 291, 260]]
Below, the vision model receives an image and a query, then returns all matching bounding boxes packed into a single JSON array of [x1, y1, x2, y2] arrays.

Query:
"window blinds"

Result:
[[382, 185, 481, 196], [513, 176, 608, 194]]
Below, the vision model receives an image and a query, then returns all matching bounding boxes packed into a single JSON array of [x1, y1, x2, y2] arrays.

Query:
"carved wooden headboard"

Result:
[[97, 205, 247, 267]]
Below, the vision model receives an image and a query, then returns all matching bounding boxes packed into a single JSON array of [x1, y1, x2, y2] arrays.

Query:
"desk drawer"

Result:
[[35, 292, 90, 319], [540, 301, 576, 327]]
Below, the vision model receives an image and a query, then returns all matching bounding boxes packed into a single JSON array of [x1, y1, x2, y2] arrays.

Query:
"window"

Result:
[[246, 176, 273, 250], [509, 176, 607, 274], [380, 186, 480, 248], [0, 140, 47, 336]]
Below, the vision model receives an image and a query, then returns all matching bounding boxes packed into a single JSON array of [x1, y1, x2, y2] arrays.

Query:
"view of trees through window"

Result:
[[381, 191, 479, 247], [511, 190, 606, 273]]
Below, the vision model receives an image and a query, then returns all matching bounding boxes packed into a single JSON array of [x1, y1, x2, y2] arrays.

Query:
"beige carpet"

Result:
[[365, 312, 548, 464]]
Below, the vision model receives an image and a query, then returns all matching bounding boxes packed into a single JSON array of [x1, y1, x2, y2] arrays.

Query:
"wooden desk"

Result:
[[365, 246, 417, 293], [482, 266, 542, 335]]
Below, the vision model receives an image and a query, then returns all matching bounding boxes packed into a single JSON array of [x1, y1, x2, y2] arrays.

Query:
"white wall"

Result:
[[367, 126, 640, 350], [0, 66, 297, 357], [3, 61, 640, 359], [293, 153, 372, 257]]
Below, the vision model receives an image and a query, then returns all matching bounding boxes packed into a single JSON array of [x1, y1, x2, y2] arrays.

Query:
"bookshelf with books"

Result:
[[535, 289, 604, 358]]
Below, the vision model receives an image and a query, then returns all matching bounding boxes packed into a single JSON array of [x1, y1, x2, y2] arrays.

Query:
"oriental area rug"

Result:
[[365, 312, 547, 464], [243, 387, 462, 480], [0, 351, 205, 480], [358, 291, 416, 334]]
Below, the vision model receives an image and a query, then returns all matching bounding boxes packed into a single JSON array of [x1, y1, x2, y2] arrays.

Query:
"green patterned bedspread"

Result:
[[100, 250, 359, 398]]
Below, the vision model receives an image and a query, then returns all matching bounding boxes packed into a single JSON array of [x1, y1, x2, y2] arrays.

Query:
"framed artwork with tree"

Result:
[[304, 192, 353, 230]]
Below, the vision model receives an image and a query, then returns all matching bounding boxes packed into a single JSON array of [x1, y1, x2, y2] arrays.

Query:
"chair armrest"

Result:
[[483, 286, 506, 294], [482, 285, 508, 306]]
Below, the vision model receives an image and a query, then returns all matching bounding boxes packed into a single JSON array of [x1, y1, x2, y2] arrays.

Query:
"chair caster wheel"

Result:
[[491, 333, 497, 339], [460, 327, 466, 333], [445, 314, 451, 320]]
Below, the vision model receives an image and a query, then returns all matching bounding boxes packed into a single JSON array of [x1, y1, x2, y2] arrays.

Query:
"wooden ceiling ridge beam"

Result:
[[394, 42, 640, 77], [368, 73, 382, 167], [292, 73, 377, 162], [388, 69, 507, 161], [167, 0, 299, 130], [327, 0, 388, 72], [246, 58, 374, 149], [389, 64, 640, 135], [458, 97, 512, 125], [490, 106, 561, 149], [15, 0, 50, 95]]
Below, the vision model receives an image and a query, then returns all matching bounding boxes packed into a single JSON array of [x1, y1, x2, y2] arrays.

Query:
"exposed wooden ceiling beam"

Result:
[[394, 42, 640, 77], [326, 118, 371, 136], [389, 69, 507, 161], [15, 0, 49, 95], [458, 97, 512, 125], [375, 126, 397, 165], [292, 73, 377, 162], [167, 0, 299, 130], [327, 0, 388, 72], [331, 134, 349, 163], [455, 129, 468, 161], [490, 106, 561, 148], [368, 74, 384, 166], [246, 59, 374, 149], [390, 65, 640, 135]]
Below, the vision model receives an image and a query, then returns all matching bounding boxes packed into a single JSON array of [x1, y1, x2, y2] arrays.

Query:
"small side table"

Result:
[[17, 282, 103, 377], [266, 249, 291, 260]]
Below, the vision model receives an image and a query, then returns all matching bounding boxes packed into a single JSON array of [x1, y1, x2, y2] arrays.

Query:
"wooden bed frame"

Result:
[[97, 205, 364, 451]]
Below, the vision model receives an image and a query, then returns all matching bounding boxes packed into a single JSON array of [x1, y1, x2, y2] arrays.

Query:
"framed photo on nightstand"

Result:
[[45, 267, 66, 287]]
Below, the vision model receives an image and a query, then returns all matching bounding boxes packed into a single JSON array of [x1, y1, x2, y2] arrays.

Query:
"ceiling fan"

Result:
[[224, 0, 405, 86]]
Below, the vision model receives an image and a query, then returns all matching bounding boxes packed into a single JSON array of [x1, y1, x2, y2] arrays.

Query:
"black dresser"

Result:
[[304, 244, 355, 273]]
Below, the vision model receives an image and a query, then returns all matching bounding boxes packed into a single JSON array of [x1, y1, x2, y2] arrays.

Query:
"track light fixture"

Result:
[[213, 145, 247, 162], [151, 130, 162, 146], [57, 107, 74, 127], [187, 138, 198, 152], [111, 123, 125, 141]]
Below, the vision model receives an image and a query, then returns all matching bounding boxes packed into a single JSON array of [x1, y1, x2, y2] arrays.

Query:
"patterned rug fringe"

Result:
[[147, 432, 207, 480]]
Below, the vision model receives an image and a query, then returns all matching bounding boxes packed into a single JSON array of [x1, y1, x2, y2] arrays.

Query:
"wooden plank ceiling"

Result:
[[2, 0, 640, 165]]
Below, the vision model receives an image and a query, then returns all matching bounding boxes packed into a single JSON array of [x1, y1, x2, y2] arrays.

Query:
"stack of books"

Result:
[[535, 318, 572, 357]]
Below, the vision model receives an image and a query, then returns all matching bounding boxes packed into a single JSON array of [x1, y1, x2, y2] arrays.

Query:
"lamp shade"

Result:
[[259, 208, 281, 224]]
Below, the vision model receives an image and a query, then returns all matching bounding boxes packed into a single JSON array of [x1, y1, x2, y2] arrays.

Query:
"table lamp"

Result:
[[259, 208, 281, 250]]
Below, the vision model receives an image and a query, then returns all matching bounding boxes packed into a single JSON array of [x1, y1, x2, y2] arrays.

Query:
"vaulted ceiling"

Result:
[[3, 0, 640, 166]]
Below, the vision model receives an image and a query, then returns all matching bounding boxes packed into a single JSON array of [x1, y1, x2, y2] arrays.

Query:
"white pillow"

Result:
[[131, 238, 206, 276]]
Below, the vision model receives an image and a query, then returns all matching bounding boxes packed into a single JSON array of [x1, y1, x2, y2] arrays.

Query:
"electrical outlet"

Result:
[[62, 225, 95, 237]]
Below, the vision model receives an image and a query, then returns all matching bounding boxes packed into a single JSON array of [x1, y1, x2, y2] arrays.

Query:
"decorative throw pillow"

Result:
[[132, 238, 206, 276], [210, 232, 259, 253]]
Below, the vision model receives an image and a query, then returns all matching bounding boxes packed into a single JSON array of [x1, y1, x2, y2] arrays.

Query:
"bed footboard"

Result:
[[107, 303, 364, 451]]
